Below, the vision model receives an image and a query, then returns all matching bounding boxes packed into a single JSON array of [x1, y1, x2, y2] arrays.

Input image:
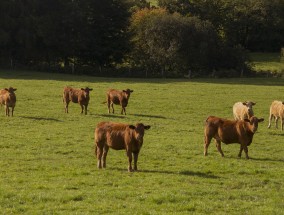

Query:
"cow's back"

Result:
[[0, 89, 7, 104], [233, 102, 246, 120], [270, 100, 284, 116], [95, 122, 128, 150], [107, 89, 121, 104], [205, 116, 244, 144]]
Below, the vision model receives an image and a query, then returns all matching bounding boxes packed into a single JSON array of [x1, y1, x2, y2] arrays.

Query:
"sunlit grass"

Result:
[[0, 70, 283, 214], [250, 52, 284, 74]]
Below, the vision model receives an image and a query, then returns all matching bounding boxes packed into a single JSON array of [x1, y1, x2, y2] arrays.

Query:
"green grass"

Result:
[[0, 70, 284, 214], [250, 52, 284, 75]]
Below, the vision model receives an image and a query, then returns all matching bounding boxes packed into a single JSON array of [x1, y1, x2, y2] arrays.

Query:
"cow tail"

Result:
[[205, 116, 210, 125]]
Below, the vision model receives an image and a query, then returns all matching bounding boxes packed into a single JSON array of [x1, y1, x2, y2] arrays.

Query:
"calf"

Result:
[[107, 89, 133, 115], [94, 121, 150, 172], [233, 101, 256, 120], [0, 87, 17, 116], [63, 86, 93, 115], [204, 116, 264, 159], [268, 100, 284, 130]]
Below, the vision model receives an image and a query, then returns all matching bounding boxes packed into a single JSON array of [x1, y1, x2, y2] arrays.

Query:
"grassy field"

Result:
[[250, 52, 284, 75], [0, 70, 284, 214]]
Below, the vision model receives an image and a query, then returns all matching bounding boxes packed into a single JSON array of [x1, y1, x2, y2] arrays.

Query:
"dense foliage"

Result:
[[0, 0, 283, 77]]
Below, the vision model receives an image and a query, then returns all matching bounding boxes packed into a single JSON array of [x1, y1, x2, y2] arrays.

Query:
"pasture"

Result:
[[0, 70, 283, 214]]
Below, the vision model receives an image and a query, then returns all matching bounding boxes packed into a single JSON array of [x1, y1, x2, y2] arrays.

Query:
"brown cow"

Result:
[[63, 86, 93, 115], [107, 89, 133, 115], [0, 87, 17, 116], [94, 121, 150, 172], [204, 116, 264, 159], [233, 101, 256, 120], [268, 100, 284, 130]]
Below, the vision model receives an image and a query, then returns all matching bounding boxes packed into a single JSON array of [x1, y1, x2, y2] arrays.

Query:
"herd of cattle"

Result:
[[1, 86, 284, 171]]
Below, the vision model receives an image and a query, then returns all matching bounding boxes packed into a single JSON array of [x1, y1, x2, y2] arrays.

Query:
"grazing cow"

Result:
[[204, 116, 264, 159], [233, 101, 256, 120], [94, 121, 151, 172], [63, 86, 93, 115], [107, 89, 133, 115], [0, 87, 17, 116], [268, 100, 284, 130]]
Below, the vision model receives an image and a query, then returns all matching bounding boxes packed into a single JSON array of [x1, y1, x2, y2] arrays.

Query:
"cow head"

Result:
[[122, 89, 133, 99], [244, 116, 264, 133], [242, 101, 256, 118], [81, 87, 93, 95], [129, 123, 150, 143], [5, 87, 17, 94]]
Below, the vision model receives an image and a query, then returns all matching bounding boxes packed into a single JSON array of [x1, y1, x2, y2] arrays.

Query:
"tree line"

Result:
[[0, 0, 283, 77]]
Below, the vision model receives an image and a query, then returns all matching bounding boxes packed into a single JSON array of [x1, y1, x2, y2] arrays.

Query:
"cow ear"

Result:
[[244, 119, 250, 122], [81, 88, 85, 91], [242, 102, 247, 106], [13, 88, 17, 91], [144, 125, 151, 130], [258, 118, 264, 122], [282, 101, 284, 105], [4, 88, 8, 91], [252, 102, 256, 105], [123, 90, 126, 93], [89, 88, 93, 91], [130, 90, 133, 93], [129, 125, 136, 129]]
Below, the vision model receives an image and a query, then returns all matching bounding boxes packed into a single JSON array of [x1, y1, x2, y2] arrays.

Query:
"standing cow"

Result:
[[268, 100, 284, 130], [94, 121, 150, 172], [106, 89, 133, 115], [233, 101, 256, 120], [204, 116, 264, 159], [0, 87, 17, 116], [63, 86, 93, 115]]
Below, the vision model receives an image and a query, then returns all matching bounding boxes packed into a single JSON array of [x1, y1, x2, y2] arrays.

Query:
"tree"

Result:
[[129, 8, 221, 77]]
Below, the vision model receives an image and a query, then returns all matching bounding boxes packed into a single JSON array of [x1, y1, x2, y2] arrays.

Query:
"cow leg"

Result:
[[64, 101, 70, 113], [111, 103, 114, 113], [102, 145, 109, 168], [96, 146, 103, 169], [204, 135, 212, 156], [121, 107, 126, 115], [79, 103, 84, 114], [215, 140, 224, 157], [243, 144, 249, 159], [238, 145, 243, 158], [5, 105, 9, 116], [133, 152, 139, 171], [267, 114, 273, 128], [281, 117, 283, 131], [84, 104, 88, 115], [11, 106, 14, 116], [275, 116, 279, 129], [126, 150, 133, 172], [107, 100, 110, 114]]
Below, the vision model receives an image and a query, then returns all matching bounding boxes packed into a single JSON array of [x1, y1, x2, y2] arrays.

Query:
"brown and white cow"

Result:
[[268, 100, 284, 130], [63, 86, 93, 115], [204, 116, 264, 159], [0, 87, 17, 116], [94, 121, 150, 172], [233, 101, 256, 120], [106, 89, 133, 115]]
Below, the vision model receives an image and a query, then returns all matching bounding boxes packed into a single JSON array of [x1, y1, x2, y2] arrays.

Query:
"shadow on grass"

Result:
[[96, 114, 126, 119], [110, 167, 220, 178], [267, 131, 284, 136], [249, 157, 284, 162], [20, 116, 63, 122], [129, 113, 167, 119]]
